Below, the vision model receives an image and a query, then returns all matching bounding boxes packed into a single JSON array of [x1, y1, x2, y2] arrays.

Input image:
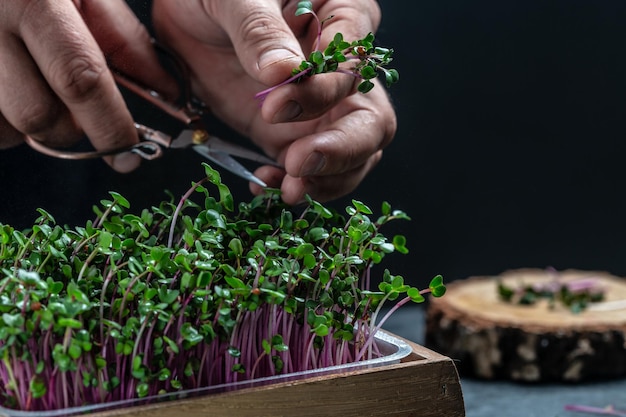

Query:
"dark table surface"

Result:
[[383, 306, 626, 417]]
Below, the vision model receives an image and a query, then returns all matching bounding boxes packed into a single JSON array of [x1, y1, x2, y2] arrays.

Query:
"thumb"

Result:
[[212, 1, 305, 86]]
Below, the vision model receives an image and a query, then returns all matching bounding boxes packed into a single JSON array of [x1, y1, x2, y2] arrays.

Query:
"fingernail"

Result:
[[112, 152, 141, 173], [300, 151, 325, 176], [272, 101, 303, 123], [259, 49, 298, 71]]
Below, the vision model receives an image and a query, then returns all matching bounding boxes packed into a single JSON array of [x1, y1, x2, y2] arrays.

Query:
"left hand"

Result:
[[152, 0, 397, 204]]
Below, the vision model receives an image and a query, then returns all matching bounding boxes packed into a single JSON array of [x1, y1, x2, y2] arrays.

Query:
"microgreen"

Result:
[[0, 163, 443, 412], [255, 1, 399, 102], [498, 274, 605, 313]]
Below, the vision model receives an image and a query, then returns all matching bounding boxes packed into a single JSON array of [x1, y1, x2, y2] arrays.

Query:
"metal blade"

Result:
[[170, 129, 196, 149], [203, 136, 280, 167], [192, 145, 267, 188]]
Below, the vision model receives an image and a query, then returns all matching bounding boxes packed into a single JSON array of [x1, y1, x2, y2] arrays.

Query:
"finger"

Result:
[[17, 1, 140, 172], [0, 32, 83, 147], [249, 165, 286, 196], [298, 153, 382, 203], [79, 0, 178, 99], [283, 84, 395, 178], [252, 154, 382, 205], [260, 73, 358, 124], [0, 113, 25, 150]]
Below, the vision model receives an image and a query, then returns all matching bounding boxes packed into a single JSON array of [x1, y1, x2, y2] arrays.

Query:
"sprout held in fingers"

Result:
[[255, 1, 399, 102]]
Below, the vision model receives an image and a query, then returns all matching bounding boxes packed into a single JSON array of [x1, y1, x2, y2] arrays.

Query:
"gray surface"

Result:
[[382, 306, 626, 417]]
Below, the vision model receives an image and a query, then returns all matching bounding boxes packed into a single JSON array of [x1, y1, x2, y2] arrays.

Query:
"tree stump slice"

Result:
[[425, 269, 626, 382]]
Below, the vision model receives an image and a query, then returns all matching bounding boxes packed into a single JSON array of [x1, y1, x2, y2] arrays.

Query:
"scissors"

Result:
[[24, 45, 278, 188]]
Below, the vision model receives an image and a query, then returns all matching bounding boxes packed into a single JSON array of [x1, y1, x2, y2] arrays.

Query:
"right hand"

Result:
[[0, 0, 173, 172], [152, 0, 396, 204]]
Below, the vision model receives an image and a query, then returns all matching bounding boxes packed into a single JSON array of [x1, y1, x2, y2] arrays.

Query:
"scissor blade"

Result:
[[173, 130, 279, 167], [170, 129, 196, 149], [192, 145, 267, 188], [204, 136, 280, 167]]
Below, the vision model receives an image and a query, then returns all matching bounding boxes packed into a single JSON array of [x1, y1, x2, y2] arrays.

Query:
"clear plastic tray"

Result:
[[0, 330, 411, 417]]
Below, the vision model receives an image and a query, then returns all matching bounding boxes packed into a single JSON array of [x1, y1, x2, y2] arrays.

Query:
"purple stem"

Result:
[[565, 404, 626, 416], [167, 178, 208, 248], [254, 69, 312, 103]]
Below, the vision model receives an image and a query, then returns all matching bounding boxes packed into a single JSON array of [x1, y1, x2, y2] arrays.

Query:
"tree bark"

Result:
[[426, 269, 626, 382]]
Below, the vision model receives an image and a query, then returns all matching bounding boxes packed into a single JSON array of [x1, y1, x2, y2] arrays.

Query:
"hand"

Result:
[[0, 0, 173, 172], [152, 0, 397, 204]]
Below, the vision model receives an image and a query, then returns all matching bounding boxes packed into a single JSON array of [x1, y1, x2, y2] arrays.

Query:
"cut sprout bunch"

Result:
[[255, 1, 399, 102]]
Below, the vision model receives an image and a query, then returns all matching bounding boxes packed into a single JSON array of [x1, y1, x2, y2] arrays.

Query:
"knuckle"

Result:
[[11, 101, 60, 136], [239, 10, 288, 50], [47, 47, 108, 102]]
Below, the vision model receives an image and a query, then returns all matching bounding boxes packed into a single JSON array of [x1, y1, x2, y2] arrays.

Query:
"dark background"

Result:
[[2, 1, 626, 288]]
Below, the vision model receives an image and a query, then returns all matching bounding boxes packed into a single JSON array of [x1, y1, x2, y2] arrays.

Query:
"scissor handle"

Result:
[[113, 72, 200, 126], [24, 124, 169, 161]]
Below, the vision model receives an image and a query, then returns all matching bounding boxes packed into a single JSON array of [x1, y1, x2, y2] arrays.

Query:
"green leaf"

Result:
[[181, 323, 203, 346], [204, 209, 226, 229], [407, 287, 426, 303], [2, 313, 24, 328], [352, 200, 373, 214], [203, 163, 221, 185], [303, 253, 317, 269], [98, 231, 113, 250], [218, 184, 234, 211], [306, 196, 334, 219], [360, 65, 377, 80], [309, 50, 325, 65], [392, 235, 409, 254], [429, 274, 444, 288], [295, 243, 315, 257], [313, 323, 329, 337], [295, 1, 313, 16], [231, 363, 246, 374], [224, 276, 246, 290], [358, 80, 375, 93], [68, 343, 82, 360], [29, 376, 47, 399], [0, 225, 12, 244], [384, 68, 400, 86], [158, 286, 180, 305], [429, 275, 447, 297], [262, 339, 271, 355], [136, 382, 150, 398], [109, 191, 130, 209], [57, 317, 83, 329], [391, 274, 404, 289], [163, 336, 180, 354], [228, 238, 243, 257]]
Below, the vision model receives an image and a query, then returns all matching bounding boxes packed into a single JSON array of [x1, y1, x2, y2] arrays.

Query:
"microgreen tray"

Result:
[[0, 330, 411, 417]]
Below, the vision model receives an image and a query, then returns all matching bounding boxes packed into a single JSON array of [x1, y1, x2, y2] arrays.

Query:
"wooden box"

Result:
[[84, 335, 465, 417]]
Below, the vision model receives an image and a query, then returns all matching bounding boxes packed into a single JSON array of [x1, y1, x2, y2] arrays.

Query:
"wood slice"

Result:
[[426, 269, 626, 382]]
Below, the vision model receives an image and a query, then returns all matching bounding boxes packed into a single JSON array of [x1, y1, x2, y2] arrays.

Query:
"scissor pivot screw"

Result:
[[192, 129, 210, 144]]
